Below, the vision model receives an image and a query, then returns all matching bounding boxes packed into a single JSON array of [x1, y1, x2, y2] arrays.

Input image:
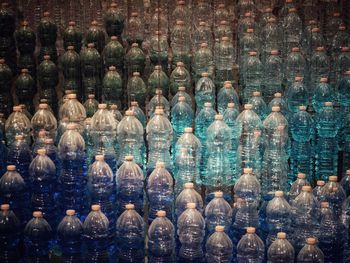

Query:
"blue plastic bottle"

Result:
[[24, 211, 53, 262], [29, 148, 57, 229], [0, 204, 20, 262], [205, 225, 233, 263], [116, 204, 145, 262], [217, 81, 240, 114], [236, 227, 264, 263], [248, 91, 268, 120], [171, 86, 193, 108], [149, 210, 175, 262], [147, 161, 174, 223], [129, 101, 147, 129], [115, 155, 144, 217], [83, 205, 110, 263], [57, 209, 83, 262], [312, 78, 335, 113]]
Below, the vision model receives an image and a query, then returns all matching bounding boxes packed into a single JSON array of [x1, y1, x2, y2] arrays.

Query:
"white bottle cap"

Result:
[[15, 135, 24, 140], [91, 205, 101, 211], [228, 103, 235, 108], [39, 103, 48, 109], [176, 62, 184, 67], [299, 105, 307, 111], [346, 170, 350, 175], [297, 173, 306, 179], [324, 102, 333, 107], [66, 209, 75, 216], [67, 123, 78, 130], [125, 110, 134, 116], [178, 86, 186, 91], [317, 180, 325, 186], [204, 102, 212, 107], [133, 72, 140, 77], [155, 108, 164, 115], [98, 104, 107, 109], [272, 106, 280, 112], [66, 94, 77, 99], [126, 204, 135, 210], [214, 191, 223, 198], [187, 202, 196, 209], [109, 66, 116, 71], [277, 232, 286, 239], [215, 226, 225, 232], [184, 127, 193, 133], [320, 77, 328, 83], [275, 191, 284, 197]]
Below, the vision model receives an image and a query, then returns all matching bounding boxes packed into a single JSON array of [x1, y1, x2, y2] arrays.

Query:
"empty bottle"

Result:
[[148, 65, 169, 97], [31, 103, 57, 140], [249, 91, 268, 120], [205, 225, 233, 263], [102, 36, 124, 72], [217, 81, 240, 114], [125, 13, 144, 46], [116, 204, 145, 262], [57, 209, 84, 262], [129, 101, 146, 128], [83, 94, 99, 118], [170, 62, 192, 96], [59, 93, 86, 132], [297, 237, 324, 263], [83, 205, 109, 263], [147, 89, 170, 118], [149, 31, 168, 71], [282, 8, 303, 56], [195, 72, 216, 113], [171, 86, 192, 108], [148, 210, 175, 262], [309, 47, 330, 95], [115, 156, 144, 217], [234, 167, 260, 205], [312, 78, 335, 113], [268, 93, 290, 118], [178, 202, 205, 262], [192, 42, 214, 83], [262, 50, 283, 102], [215, 37, 235, 87], [147, 161, 174, 223], [0, 204, 20, 262], [331, 46, 350, 89], [5, 105, 31, 146], [175, 182, 203, 220], [237, 227, 265, 263], [313, 180, 325, 202], [267, 232, 295, 263], [242, 51, 263, 103], [289, 173, 311, 205], [171, 20, 191, 68], [102, 66, 123, 108], [286, 76, 309, 113], [24, 211, 52, 262], [320, 176, 346, 218]]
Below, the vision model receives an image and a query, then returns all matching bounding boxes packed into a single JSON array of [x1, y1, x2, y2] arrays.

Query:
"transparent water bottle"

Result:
[[285, 47, 307, 87], [170, 20, 191, 69], [129, 101, 146, 128], [149, 8, 168, 36], [312, 78, 335, 113], [5, 105, 32, 146], [234, 167, 260, 205], [282, 8, 303, 56], [236, 227, 265, 263], [125, 43, 145, 77], [83, 205, 109, 262], [331, 25, 350, 60], [309, 47, 330, 95], [192, 21, 213, 52], [125, 12, 144, 46], [215, 37, 235, 87], [242, 51, 263, 103], [0, 204, 20, 262], [24, 211, 52, 262], [286, 76, 309, 113], [177, 202, 205, 262], [127, 72, 147, 110], [217, 81, 240, 114], [205, 225, 233, 263], [289, 173, 311, 205], [171, 86, 193, 108], [31, 103, 57, 140], [149, 32, 169, 71], [170, 61, 192, 96], [268, 93, 290, 118], [248, 91, 268, 120], [115, 156, 144, 217], [109, 104, 122, 123], [83, 94, 98, 118], [262, 50, 283, 102], [195, 72, 216, 114], [148, 210, 175, 262], [59, 93, 86, 132], [147, 89, 170, 118], [297, 237, 324, 263], [261, 18, 282, 65], [175, 182, 203, 220], [57, 209, 83, 262], [147, 161, 174, 223], [267, 232, 295, 262], [239, 28, 260, 71], [192, 42, 214, 83], [320, 176, 346, 218], [116, 204, 145, 262], [148, 65, 169, 97], [313, 180, 325, 202]]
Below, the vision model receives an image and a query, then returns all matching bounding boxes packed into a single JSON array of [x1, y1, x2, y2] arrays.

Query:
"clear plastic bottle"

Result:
[[217, 81, 240, 114], [31, 103, 57, 140], [116, 204, 145, 262], [266, 191, 292, 247], [215, 37, 235, 87], [282, 8, 303, 56], [331, 25, 350, 60], [261, 18, 282, 64], [267, 232, 295, 262], [24, 211, 52, 262], [320, 176, 346, 218], [5, 105, 32, 146], [313, 180, 325, 202], [285, 47, 307, 87], [242, 51, 263, 103], [195, 72, 216, 113], [125, 12, 144, 46], [149, 31, 169, 71], [178, 202, 205, 262], [147, 161, 174, 223], [147, 89, 170, 118], [192, 21, 213, 52], [170, 61, 192, 96], [286, 76, 309, 113], [115, 156, 144, 217], [312, 78, 335, 113], [325, 12, 343, 43], [239, 28, 260, 71], [109, 104, 123, 123], [193, 0, 212, 29], [268, 93, 290, 118], [289, 173, 311, 204], [248, 91, 268, 120], [148, 65, 170, 98], [297, 237, 324, 263], [262, 50, 283, 102], [171, 1, 190, 29], [83, 94, 99, 118], [205, 225, 233, 263], [234, 167, 260, 205], [57, 209, 84, 262], [175, 182, 203, 220], [125, 43, 145, 77], [236, 227, 265, 263], [83, 205, 109, 262], [171, 86, 193, 108], [192, 42, 214, 83], [149, 8, 168, 36], [59, 93, 86, 132], [29, 148, 57, 228], [127, 71, 147, 110], [129, 101, 147, 128], [170, 20, 191, 68], [309, 47, 330, 94], [0, 204, 20, 262], [148, 210, 175, 262]]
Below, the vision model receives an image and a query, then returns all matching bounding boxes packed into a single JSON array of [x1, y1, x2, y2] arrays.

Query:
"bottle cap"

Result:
[[91, 20, 98, 26], [184, 127, 193, 133], [218, 3, 225, 8], [157, 210, 166, 217], [91, 205, 101, 211], [316, 46, 325, 51], [122, 203, 134, 210], [215, 225, 225, 232], [199, 21, 206, 26], [339, 25, 346, 31], [37, 148, 46, 155], [243, 168, 253, 174], [345, 71, 350, 75], [125, 110, 134, 116], [246, 227, 256, 234], [95, 155, 104, 161], [288, 8, 297, 13], [302, 185, 312, 192], [131, 43, 139, 48], [324, 101, 333, 107], [215, 114, 223, 120], [204, 102, 212, 107], [66, 93, 77, 99], [110, 36, 118, 41], [45, 138, 54, 145], [155, 108, 164, 115], [275, 191, 284, 197], [317, 180, 325, 186], [184, 182, 194, 189], [267, 17, 276, 23], [311, 27, 320, 33], [43, 11, 50, 17], [0, 204, 10, 210], [244, 104, 253, 110], [87, 94, 95, 100], [156, 161, 165, 168], [306, 237, 316, 245], [39, 103, 48, 109], [214, 191, 223, 198], [244, 12, 251, 17], [178, 96, 186, 102], [341, 47, 350, 52], [299, 105, 307, 111], [295, 76, 303, 81], [320, 77, 328, 83], [272, 106, 280, 112], [329, 176, 338, 182], [33, 211, 43, 218], [22, 20, 29, 26], [131, 12, 138, 17], [178, 0, 185, 5], [253, 91, 261, 97], [7, 165, 16, 171], [21, 68, 29, 73], [87, 43, 95, 48], [201, 72, 209, 77], [228, 103, 235, 108], [13, 106, 22, 112], [200, 42, 208, 48], [66, 209, 75, 216], [346, 170, 350, 175], [38, 130, 46, 138], [321, 202, 329, 208], [68, 21, 76, 26], [133, 72, 140, 77], [249, 51, 257, 56], [271, 50, 279, 55], [125, 155, 134, 161], [247, 28, 254, 33], [177, 61, 185, 67], [98, 104, 107, 109], [221, 36, 229, 41], [277, 232, 286, 239], [109, 66, 116, 71], [43, 55, 51, 60], [297, 173, 306, 179], [274, 92, 282, 98], [67, 123, 78, 130], [131, 101, 138, 106], [220, 21, 229, 26], [187, 202, 196, 209], [154, 65, 162, 71], [333, 12, 341, 17], [264, 7, 272, 12], [15, 135, 24, 140], [176, 20, 185, 26]]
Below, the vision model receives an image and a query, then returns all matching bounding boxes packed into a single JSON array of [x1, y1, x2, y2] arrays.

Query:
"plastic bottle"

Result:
[[261, 17, 282, 63], [147, 161, 174, 223], [239, 28, 260, 71], [195, 72, 216, 113], [315, 102, 339, 181], [262, 50, 283, 102], [31, 103, 57, 140], [116, 204, 145, 262], [331, 46, 350, 90], [125, 12, 144, 46], [32, 130, 47, 155], [192, 21, 213, 52], [289, 173, 311, 204], [268, 93, 290, 118], [0, 204, 20, 262], [175, 182, 203, 220], [266, 191, 292, 247], [101, 66, 123, 108], [320, 176, 346, 218], [115, 156, 144, 217], [204, 114, 232, 202], [57, 210, 84, 262], [234, 167, 260, 205], [331, 25, 350, 60], [286, 76, 309, 113], [205, 191, 232, 240], [205, 225, 233, 263], [313, 180, 325, 202], [129, 101, 146, 128], [341, 170, 350, 197], [148, 210, 175, 262], [171, 20, 191, 69], [282, 8, 303, 56], [83, 94, 99, 118], [309, 47, 330, 95], [147, 89, 170, 118], [267, 232, 295, 262], [217, 82, 240, 114], [215, 37, 235, 87], [285, 47, 307, 87], [192, 43, 214, 83], [149, 31, 169, 71], [24, 211, 52, 262], [0, 165, 29, 225], [58, 123, 87, 220], [242, 51, 263, 103], [83, 205, 109, 262], [248, 91, 268, 120], [127, 71, 147, 111], [59, 93, 86, 132], [170, 61, 192, 96], [5, 105, 32, 146], [236, 227, 265, 263], [63, 21, 83, 53], [178, 202, 205, 262], [312, 78, 335, 113], [297, 237, 324, 263], [171, 86, 192, 108], [15, 69, 36, 115], [146, 108, 173, 175]]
